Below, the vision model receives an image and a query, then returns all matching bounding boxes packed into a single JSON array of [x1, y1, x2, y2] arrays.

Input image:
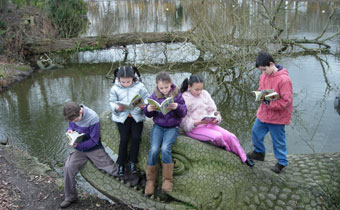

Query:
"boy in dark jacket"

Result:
[[61, 102, 118, 208]]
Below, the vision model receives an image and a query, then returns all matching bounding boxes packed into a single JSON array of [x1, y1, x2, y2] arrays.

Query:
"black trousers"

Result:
[[116, 117, 143, 165]]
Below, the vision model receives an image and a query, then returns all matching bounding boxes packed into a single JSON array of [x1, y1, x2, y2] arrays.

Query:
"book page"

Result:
[[130, 94, 144, 107], [160, 97, 174, 114], [147, 98, 162, 112], [201, 112, 218, 123], [264, 92, 279, 101], [66, 131, 84, 146], [252, 89, 274, 101], [116, 94, 144, 109], [116, 101, 130, 108]]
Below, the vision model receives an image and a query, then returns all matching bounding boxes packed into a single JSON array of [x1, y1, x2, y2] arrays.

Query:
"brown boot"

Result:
[[161, 163, 174, 192], [145, 165, 158, 195]]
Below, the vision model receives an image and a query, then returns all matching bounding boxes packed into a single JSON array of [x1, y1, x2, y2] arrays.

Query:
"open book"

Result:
[[116, 94, 145, 109], [252, 89, 279, 101], [147, 97, 174, 115], [66, 131, 84, 146], [201, 111, 220, 123]]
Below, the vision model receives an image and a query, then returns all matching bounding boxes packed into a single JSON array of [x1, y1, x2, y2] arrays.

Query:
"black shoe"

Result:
[[118, 165, 124, 177], [60, 199, 78, 208], [245, 158, 255, 168], [271, 163, 285, 174], [129, 162, 137, 174], [247, 150, 265, 161]]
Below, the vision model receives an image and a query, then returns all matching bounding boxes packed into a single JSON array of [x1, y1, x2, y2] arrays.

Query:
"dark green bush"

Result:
[[47, 0, 88, 38]]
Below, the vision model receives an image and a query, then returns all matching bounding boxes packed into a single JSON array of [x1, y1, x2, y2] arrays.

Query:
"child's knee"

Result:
[[149, 146, 159, 156], [161, 146, 171, 156], [211, 134, 223, 142]]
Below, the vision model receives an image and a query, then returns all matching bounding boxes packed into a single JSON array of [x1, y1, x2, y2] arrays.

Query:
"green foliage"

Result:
[[47, 0, 88, 38], [12, 0, 45, 8], [0, 19, 6, 36]]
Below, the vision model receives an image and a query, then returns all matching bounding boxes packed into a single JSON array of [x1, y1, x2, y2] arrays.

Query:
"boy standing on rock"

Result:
[[61, 101, 118, 208], [247, 52, 293, 174]]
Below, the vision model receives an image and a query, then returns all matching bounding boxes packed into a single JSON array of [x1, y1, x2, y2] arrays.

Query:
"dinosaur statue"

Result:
[[80, 111, 340, 210]]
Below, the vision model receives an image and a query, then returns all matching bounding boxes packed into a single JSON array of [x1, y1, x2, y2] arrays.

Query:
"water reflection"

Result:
[[78, 0, 340, 65], [85, 0, 190, 36], [84, 0, 339, 37], [1, 54, 339, 168]]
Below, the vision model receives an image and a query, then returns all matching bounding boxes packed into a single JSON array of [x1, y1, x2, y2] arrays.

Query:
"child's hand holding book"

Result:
[[116, 105, 126, 112], [196, 111, 220, 126], [167, 103, 178, 110], [65, 130, 84, 147]]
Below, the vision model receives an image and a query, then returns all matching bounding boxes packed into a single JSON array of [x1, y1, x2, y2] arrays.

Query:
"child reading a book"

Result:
[[61, 102, 118, 208], [247, 52, 293, 174], [144, 72, 187, 195], [180, 75, 254, 168], [109, 66, 150, 177]]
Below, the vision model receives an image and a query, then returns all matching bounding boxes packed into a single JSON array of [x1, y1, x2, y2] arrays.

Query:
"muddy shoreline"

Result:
[[0, 64, 34, 93], [0, 144, 138, 209]]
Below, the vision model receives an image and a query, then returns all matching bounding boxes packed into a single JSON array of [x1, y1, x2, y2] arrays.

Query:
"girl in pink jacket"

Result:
[[180, 75, 254, 167]]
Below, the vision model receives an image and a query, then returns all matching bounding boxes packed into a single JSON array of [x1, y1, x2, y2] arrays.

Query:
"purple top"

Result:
[[67, 105, 102, 152], [144, 84, 187, 128]]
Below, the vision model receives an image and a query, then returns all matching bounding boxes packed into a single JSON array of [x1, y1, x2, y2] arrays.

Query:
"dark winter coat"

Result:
[[144, 84, 187, 128]]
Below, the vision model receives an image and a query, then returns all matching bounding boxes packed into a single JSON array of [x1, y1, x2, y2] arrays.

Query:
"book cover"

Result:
[[66, 131, 85, 146], [147, 97, 174, 115], [264, 92, 279, 101], [201, 111, 219, 123], [252, 89, 279, 101], [116, 94, 145, 109]]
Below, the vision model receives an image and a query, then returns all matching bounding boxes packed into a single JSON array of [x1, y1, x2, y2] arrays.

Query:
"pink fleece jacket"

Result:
[[257, 67, 293, 125], [181, 90, 222, 132]]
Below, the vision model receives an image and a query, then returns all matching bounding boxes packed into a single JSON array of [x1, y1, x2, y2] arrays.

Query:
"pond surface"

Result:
[[1, 0, 340, 169], [1, 55, 339, 167]]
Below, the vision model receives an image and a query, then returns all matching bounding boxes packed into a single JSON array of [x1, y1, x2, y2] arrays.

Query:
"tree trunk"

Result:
[[23, 31, 190, 55], [0, 0, 8, 12]]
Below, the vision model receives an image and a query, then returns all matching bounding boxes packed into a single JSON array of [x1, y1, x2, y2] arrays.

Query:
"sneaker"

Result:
[[129, 162, 138, 174], [247, 150, 265, 161], [60, 199, 78, 208], [271, 163, 285, 174], [245, 158, 255, 168], [118, 165, 124, 177]]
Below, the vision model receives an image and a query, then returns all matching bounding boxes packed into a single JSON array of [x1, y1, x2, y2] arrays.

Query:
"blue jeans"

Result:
[[252, 118, 288, 166], [147, 124, 178, 166]]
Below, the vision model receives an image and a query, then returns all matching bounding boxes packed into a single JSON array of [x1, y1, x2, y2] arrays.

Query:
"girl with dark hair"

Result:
[[180, 74, 254, 167], [144, 71, 187, 195], [109, 66, 149, 177]]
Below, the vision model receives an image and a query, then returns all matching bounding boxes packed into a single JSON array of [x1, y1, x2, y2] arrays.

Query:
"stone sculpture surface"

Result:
[[80, 111, 340, 210]]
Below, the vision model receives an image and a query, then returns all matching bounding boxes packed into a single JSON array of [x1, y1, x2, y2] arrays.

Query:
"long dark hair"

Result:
[[180, 74, 204, 93], [113, 66, 142, 83]]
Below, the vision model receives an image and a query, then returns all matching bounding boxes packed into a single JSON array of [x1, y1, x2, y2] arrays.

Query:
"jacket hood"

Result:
[[270, 65, 288, 77]]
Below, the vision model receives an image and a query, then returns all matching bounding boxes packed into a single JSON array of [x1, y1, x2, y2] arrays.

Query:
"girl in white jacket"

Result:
[[180, 74, 254, 167], [109, 66, 150, 177]]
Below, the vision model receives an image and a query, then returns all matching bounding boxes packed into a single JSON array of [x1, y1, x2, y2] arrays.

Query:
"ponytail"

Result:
[[180, 78, 189, 93]]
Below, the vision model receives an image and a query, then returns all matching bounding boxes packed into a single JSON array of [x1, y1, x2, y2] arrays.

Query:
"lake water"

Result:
[[1, 0, 340, 170]]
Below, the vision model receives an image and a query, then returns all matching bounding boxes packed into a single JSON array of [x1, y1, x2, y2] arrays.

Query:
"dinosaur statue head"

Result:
[[80, 111, 340, 210]]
